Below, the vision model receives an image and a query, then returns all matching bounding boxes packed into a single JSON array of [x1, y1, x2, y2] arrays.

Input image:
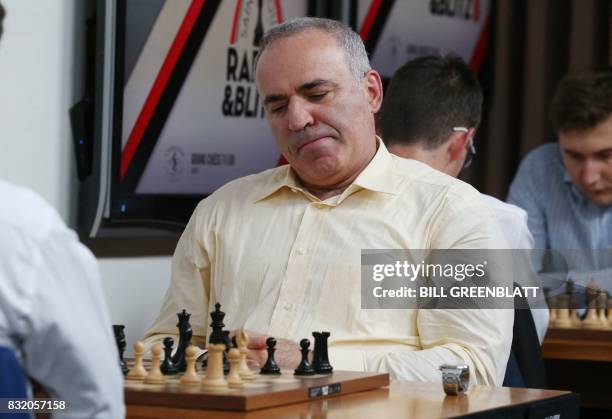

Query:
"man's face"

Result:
[[255, 30, 382, 189], [559, 115, 612, 206]]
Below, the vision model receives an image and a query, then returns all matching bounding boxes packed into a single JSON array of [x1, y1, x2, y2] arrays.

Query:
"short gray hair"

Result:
[[254, 17, 371, 82]]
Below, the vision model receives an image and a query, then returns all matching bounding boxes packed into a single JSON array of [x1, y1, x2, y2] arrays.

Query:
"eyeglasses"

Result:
[[453, 127, 476, 169]]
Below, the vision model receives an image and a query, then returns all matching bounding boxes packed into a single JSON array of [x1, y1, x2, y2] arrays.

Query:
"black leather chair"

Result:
[[0, 346, 30, 418], [503, 287, 547, 388]]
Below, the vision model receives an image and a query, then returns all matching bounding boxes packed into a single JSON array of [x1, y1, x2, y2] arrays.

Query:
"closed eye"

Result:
[[308, 92, 328, 100], [270, 105, 287, 114], [266, 102, 288, 115]]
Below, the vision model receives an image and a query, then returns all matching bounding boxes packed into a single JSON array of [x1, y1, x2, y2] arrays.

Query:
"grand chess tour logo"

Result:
[[164, 146, 186, 176], [223, 0, 282, 118]]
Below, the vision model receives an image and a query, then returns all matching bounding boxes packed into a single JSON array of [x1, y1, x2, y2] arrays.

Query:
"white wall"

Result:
[[0, 0, 170, 355], [99, 257, 170, 355]]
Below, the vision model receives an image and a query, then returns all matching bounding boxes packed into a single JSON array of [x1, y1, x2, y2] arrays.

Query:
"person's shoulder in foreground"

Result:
[[0, 180, 125, 418]]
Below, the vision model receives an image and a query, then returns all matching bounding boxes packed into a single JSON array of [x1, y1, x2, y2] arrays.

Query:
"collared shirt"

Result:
[[482, 195, 534, 249], [481, 195, 548, 344], [508, 143, 612, 291], [144, 141, 512, 385], [0, 181, 124, 418], [508, 143, 612, 251]]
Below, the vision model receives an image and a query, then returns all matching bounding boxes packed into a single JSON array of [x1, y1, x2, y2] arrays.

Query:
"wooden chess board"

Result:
[[124, 368, 389, 411]]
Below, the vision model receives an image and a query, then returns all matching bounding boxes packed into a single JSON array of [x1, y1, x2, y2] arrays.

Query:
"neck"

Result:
[[298, 144, 378, 201], [387, 143, 449, 175], [301, 176, 357, 201]]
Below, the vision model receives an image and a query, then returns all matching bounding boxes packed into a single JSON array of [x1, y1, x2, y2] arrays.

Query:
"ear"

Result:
[[362, 69, 383, 113], [447, 128, 475, 162]]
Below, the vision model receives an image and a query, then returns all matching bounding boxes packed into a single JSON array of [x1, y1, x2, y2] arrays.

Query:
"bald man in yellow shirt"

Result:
[[144, 17, 512, 386]]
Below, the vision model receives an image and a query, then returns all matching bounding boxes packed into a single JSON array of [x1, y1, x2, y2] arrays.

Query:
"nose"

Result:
[[287, 98, 314, 131], [581, 159, 601, 187]]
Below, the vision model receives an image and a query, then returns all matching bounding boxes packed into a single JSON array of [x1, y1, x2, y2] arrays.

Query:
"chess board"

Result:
[[124, 368, 389, 411]]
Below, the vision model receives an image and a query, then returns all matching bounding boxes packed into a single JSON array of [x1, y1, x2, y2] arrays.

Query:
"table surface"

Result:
[[126, 380, 574, 418], [542, 328, 612, 361]]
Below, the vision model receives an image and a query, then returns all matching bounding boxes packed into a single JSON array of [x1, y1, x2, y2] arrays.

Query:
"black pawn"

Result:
[[260, 337, 281, 375], [161, 337, 179, 375], [294, 339, 315, 376], [312, 331, 333, 374], [112, 325, 129, 375]]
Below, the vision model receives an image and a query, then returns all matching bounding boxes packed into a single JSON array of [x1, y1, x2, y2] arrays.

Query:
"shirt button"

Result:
[[283, 303, 293, 311], [296, 247, 305, 255]]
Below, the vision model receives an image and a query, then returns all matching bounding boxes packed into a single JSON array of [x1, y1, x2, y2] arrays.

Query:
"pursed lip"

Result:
[[296, 135, 333, 152]]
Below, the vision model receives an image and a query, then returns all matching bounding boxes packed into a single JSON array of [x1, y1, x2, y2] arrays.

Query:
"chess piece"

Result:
[[598, 291, 609, 328], [112, 324, 129, 375], [294, 339, 315, 376], [201, 343, 228, 388], [209, 303, 226, 344], [565, 281, 582, 327], [260, 337, 281, 375], [548, 294, 558, 325], [236, 330, 255, 380], [161, 337, 179, 375], [202, 302, 227, 371], [552, 294, 572, 328], [565, 279, 575, 296], [312, 332, 333, 374], [570, 307, 581, 328], [583, 280, 602, 329], [180, 346, 201, 386], [145, 344, 166, 384], [226, 348, 244, 388], [126, 341, 147, 380], [172, 309, 193, 372]]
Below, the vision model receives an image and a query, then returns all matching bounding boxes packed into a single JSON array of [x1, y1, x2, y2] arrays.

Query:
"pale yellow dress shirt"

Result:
[[144, 141, 513, 386]]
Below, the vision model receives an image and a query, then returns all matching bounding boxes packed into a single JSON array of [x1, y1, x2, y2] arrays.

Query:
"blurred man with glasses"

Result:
[[379, 55, 548, 343]]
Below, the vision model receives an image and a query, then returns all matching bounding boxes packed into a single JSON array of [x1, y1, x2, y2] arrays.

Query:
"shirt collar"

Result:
[[351, 137, 397, 195], [254, 136, 396, 203]]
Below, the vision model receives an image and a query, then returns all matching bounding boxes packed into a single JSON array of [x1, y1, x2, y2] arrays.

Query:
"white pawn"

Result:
[[201, 343, 228, 388], [144, 344, 165, 384], [180, 346, 201, 386], [227, 348, 244, 388], [126, 341, 147, 380], [236, 329, 255, 380], [570, 308, 581, 328], [553, 294, 572, 328], [548, 296, 558, 326]]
